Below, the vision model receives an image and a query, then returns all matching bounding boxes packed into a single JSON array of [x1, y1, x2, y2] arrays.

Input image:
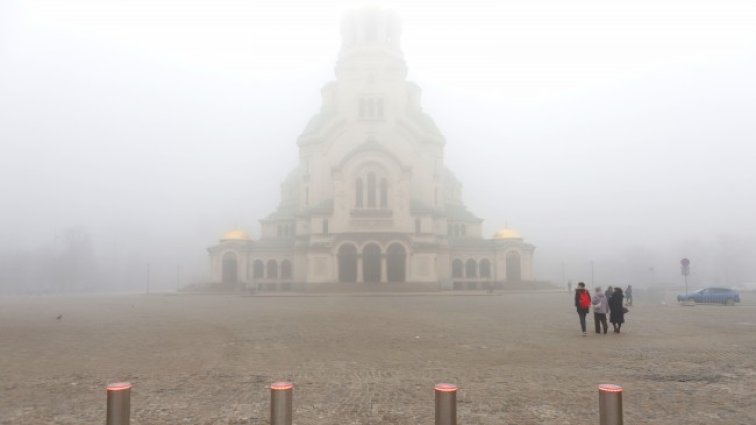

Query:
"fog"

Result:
[[1, 0, 755, 292]]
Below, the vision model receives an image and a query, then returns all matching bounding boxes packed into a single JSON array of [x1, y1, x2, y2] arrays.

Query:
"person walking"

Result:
[[625, 285, 633, 306], [592, 286, 609, 334], [609, 287, 625, 333], [574, 282, 592, 336]]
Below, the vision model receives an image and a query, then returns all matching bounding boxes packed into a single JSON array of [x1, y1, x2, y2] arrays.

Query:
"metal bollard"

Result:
[[270, 381, 293, 425], [598, 384, 623, 425], [106, 382, 132, 425], [434, 383, 457, 425]]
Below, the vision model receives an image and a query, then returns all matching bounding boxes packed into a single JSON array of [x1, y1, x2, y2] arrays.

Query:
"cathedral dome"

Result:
[[220, 229, 250, 241], [493, 228, 522, 240]]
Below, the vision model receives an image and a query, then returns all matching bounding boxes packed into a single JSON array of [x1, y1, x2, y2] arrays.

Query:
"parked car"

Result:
[[677, 288, 740, 305]]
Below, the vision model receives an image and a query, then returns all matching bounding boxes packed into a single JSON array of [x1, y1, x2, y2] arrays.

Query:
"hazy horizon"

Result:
[[2, 0, 755, 292]]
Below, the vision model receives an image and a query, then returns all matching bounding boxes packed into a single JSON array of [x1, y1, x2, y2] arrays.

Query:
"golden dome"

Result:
[[493, 228, 522, 240], [220, 229, 250, 241]]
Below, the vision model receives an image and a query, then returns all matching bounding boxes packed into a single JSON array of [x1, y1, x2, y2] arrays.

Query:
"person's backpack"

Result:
[[578, 291, 591, 310]]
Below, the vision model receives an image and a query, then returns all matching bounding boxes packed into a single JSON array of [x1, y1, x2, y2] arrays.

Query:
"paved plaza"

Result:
[[1, 290, 755, 424]]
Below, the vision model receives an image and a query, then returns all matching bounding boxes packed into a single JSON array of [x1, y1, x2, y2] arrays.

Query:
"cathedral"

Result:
[[207, 7, 535, 290]]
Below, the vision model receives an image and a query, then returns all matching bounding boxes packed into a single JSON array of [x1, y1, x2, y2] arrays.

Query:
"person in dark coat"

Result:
[[608, 287, 625, 333], [574, 282, 591, 335]]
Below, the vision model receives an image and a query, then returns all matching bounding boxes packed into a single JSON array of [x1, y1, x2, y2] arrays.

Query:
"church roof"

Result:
[[220, 229, 250, 241], [302, 198, 334, 215], [262, 207, 298, 221], [408, 109, 442, 135], [253, 238, 296, 249], [493, 228, 522, 240], [445, 204, 483, 222], [299, 111, 337, 138], [410, 199, 445, 215]]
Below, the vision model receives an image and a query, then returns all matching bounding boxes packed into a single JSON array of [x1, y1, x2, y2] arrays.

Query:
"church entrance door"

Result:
[[386, 243, 406, 282], [363, 243, 381, 282], [338, 244, 358, 282], [222, 252, 238, 283], [506, 252, 522, 282]]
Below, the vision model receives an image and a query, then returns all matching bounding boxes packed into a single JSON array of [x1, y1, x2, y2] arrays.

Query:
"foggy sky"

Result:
[[2, 0, 755, 290]]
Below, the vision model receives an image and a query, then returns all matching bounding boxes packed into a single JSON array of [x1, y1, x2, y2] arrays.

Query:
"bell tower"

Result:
[[336, 6, 407, 82]]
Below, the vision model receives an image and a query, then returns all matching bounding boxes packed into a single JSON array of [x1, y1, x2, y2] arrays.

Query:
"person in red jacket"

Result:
[[574, 281, 592, 336]]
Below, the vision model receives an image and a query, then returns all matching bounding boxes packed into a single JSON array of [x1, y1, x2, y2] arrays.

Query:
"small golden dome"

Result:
[[220, 229, 250, 241], [493, 228, 522, 240]]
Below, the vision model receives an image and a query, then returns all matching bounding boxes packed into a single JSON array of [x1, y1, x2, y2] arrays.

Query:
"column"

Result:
[[357, 254, 363, 283], [381, 254, 387, 282]]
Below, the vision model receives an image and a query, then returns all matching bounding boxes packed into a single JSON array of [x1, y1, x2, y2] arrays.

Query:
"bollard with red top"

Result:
[[270, 381, 293, 425], [598, 384, 623, 425], [434, 383, 457, 425], [106, 382, 132, 425]]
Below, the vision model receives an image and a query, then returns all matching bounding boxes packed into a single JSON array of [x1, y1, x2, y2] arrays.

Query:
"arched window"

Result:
[[380, 178, 388, 208], [356, 179, 364, 208], [355, 166, 389, 210], [365, 15, 378, 42], [281, 260, 292, 280], [367, 172, 376, 208], [266, 260, 278, 279], [465, 259, 477, 278], [479, 259, 491, 279], [452, 259, 463, 278], [253, 260, 264, 279]]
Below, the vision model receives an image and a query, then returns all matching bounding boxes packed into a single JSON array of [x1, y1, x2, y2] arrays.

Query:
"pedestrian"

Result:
[[592, 286, 609, 334], [609, 287, 625, 333], [625, 285, 633, 306], [567, 281, 572, 293], [574, 282, 592, 336], [605, 285, 614, 300]]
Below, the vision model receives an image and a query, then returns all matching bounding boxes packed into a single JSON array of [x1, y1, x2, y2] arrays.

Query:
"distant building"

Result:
[[208, 7, 535, 290]]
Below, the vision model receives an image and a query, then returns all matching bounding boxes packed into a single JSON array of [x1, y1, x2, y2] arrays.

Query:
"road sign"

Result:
[[680, 258, 690, 295]]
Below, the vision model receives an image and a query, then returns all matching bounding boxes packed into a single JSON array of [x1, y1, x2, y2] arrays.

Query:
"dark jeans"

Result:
[[594, 313, 608, 334], [578, 310, 588, 332]]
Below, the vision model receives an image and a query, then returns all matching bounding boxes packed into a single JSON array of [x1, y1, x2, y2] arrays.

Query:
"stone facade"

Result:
[[207, 7, 535, 290]]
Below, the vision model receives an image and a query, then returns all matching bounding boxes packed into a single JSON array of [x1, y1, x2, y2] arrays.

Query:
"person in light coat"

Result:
[[592, 286, 609, 334]]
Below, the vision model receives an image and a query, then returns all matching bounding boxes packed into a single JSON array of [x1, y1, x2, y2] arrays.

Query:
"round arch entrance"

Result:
[[222, 252, 238, 283], [386, 243, 406, 282], [506, 251, 522, 282], [362, 243, 382, 282], [338, 244, 358, 283]]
